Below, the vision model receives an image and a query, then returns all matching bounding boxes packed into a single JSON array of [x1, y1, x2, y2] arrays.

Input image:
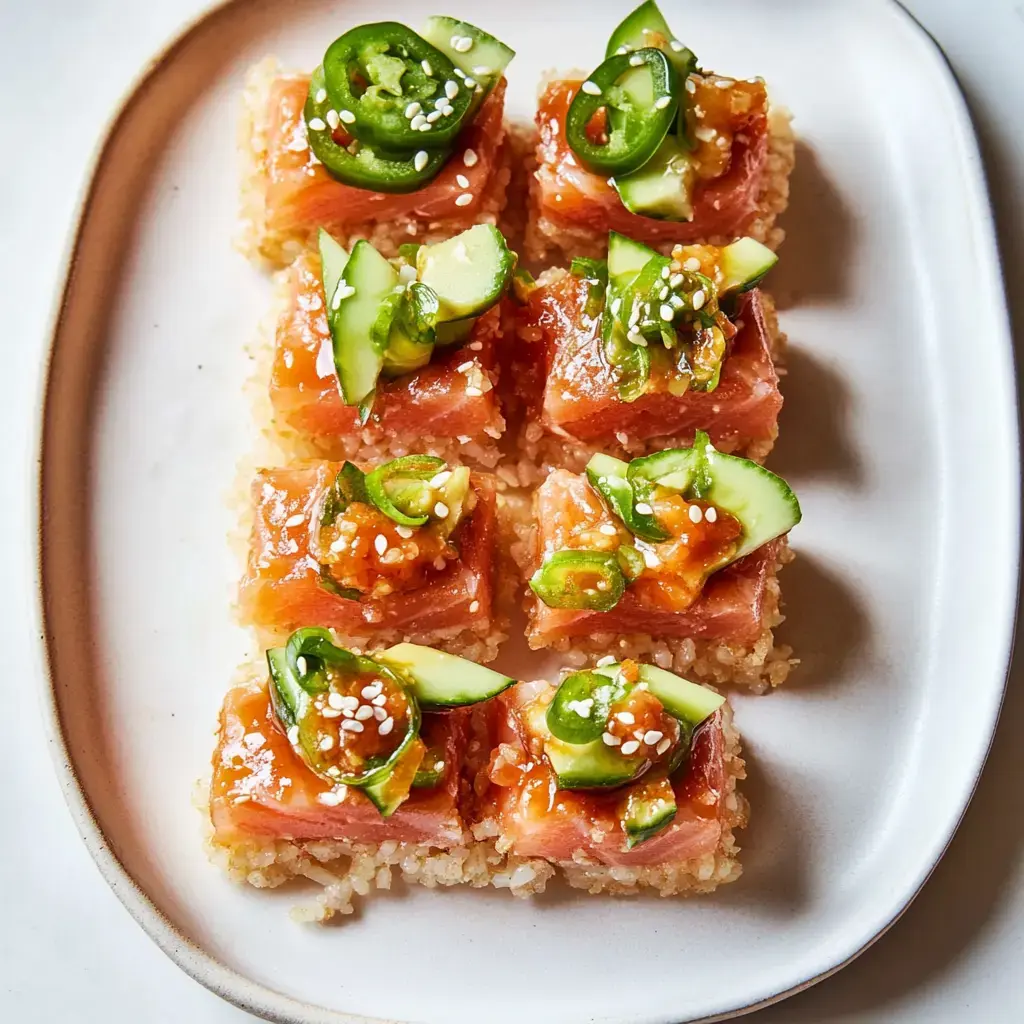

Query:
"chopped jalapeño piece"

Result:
[[545, 669, 626, 745], [529, 550, 626, 611]]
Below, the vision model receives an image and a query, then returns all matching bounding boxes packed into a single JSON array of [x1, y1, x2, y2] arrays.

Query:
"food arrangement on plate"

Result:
[[210, 1, 800, 921]]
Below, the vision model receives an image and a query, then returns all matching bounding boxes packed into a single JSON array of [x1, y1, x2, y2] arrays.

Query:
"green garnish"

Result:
[[529, 550, 626, 611]]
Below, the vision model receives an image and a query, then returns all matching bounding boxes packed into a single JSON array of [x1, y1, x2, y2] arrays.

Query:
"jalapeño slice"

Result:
[[529, 550, 626, 611], [267, 629, 422, 813], [566, 47, 677, 176], [322, 23, 473, 152], [304, 66, 451, 193], [546, 669, 627, 745], [364, 454, 453, 527]]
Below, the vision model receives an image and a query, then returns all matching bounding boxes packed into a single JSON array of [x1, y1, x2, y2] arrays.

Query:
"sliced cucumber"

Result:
[[621, 776, 677, 848], [318, 229, 349, 310], [416, 224, 514, 321], [595, 662, 724, 728], [363, 740, 424, 817], [701, 446, 802, 561], [381, 282, 438, 378], [719, 237, 778, 294], [605, 1, 697, 81], [420, 15, 515, 95], [375, 643, 514, 710], [331, 240, 397, 404], [614, 135, 695, 221], [607, 232, 658, 291]]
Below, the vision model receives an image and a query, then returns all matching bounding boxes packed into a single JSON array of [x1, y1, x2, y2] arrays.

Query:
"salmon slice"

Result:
[[527, 469, 780, 648], [240, 465, 498, 645], [246, 67, 511, 264], [528, 77, 781, 259], [513, 274, 781, 456], [211, 681, 466, 846], [486, 682, 728, 867], [270, 252, 505, 453]]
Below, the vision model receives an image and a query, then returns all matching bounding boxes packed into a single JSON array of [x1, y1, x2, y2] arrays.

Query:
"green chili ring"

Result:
[[267, 628, 422, 790], [566, 48, 678, 176], [546, 669, 627, 745], [322, 23, 473, 152], [305, 67, 451, 193], [364, 454, 447, 527], [529, 550, 626, 611]]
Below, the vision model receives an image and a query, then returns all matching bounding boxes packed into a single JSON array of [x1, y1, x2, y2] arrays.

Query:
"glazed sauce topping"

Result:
[[295, 665, 412, 780], [687, 75, 768, 182], [631, 496, 742, 609], [602, 679, 681, 761], [314, 501, 458, 598]]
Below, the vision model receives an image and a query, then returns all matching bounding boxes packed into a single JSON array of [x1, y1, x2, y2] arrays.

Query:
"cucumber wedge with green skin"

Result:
[[375, 643, 514, 710], [331, 240, 397, 404], [416, 224, 514, 321], [719, 237, 778, 294], [594, 662, 725, 729], [605, 1, 698, 81], [614, 135, 695, 221], [621, 776, 677, 848], [381, 282, 439, 377], [319, 229, 349, 310], [607, 232, 659, 291], [420, 15, 515, 96], [362, 741, 424, 816]]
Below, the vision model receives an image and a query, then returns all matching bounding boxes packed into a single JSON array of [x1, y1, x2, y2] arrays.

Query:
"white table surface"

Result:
[[3, 0, 1022, 1019]]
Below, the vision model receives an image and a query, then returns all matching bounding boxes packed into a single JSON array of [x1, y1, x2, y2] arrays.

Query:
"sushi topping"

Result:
[[531, 434, 801, 612], [267, 628, 424, 815], [268, 630, 514, 816], [314, 457, 475, 598], [320, 225, 513, 408], [304, 18, 514, 191], [565, 47, 678, 176]]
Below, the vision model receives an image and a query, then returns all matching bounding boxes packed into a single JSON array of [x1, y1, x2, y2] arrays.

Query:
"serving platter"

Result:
[[38, 0, 1018, 1021]]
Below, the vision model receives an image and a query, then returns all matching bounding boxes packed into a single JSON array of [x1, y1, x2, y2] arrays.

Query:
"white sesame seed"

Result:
[[296, 656, 308, 676], [660, 303, 675, 321], [706, 506, 718, 523], [654, 95, 672, 110], [434, 502, 450, 518], [657, 738, 672, 755], [321, 708, 341, 719], [426, 110, 443, 123], [616, 711, 636, 725], [434, 96, 449, 111], [689, 504, 703, 523], [456, 173, 470, 189], [285, 513, 305, 528], [396, 525, 414, 539], [695, 126, 717, 143], [325, 109, 340, 130], [410, 113, 427, 130], [338, 109, 355, 124], [599, 523, 618, 536], [469, 600, 480, 613], [378, 716, 395, 736], [307, 117, 326, 131], [463, 148, 478, 167], [355, 704, 374, 721], [315, 88, 327, 104], [670, 294, 684, 310], [643, 730, 664, 745], [445, 80, 459, 99], [685, 79, 696, 94], [596, 655, 616, 667], [634, 501, 654, 515], [602, 731, 622, 747], [414, 150, 429, 172], [373, 706, 387, 721], [692, 289, 706, 310], [429, 469, 453, 488], [319, 735, 334, 750], [287, 726, 299, 745], [341, 719, 364, 733], [361, 682, 382, 699], [661, 265, 671, 280], [374, 534, 388, 555], [372, 693, 387, 707], [620, 740, 641, 755], [643, 549, 661, 569], [421, 59, 434, 75], [419, 121, 433, 132], [629, 54, 643, 66], [327, 692, 345, 710], [581, 80, 602, 96], [442, 104, 454, 116], [472, 65, 492, 76], [670, 39, 685, 52], [341, 708, 354, 719], [464, 77, 477, 89], [455, 193, 473, 206], [405, 101, 422, 118], [340, 694, 359, 710], [453, 67, 466, 78]]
